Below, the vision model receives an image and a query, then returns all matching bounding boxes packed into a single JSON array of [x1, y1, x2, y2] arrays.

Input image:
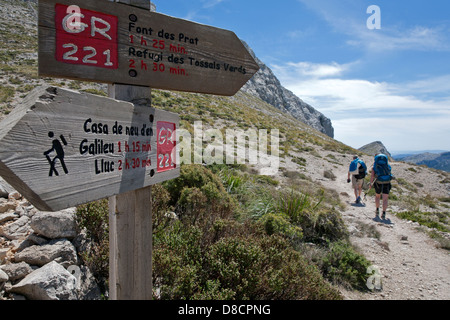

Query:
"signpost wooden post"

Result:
[[108, 1, 154, 300], [0, 0, 259, 300], [108, 83, 154, 300]]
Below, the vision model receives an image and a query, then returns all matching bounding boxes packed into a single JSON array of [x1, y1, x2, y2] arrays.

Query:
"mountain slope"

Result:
[[396, 152, 450, 172], [358, 141, 392, 158], [241, 42, 334, 138]]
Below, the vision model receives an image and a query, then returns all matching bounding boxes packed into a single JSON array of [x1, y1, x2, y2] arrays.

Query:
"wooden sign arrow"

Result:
[[38, 0, 260, 96], [0, 86, 179, 211]]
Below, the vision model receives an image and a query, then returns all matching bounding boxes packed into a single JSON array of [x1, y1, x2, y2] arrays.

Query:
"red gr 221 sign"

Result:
[[55, 4, 118, 69], [157, 121, 176, 173]]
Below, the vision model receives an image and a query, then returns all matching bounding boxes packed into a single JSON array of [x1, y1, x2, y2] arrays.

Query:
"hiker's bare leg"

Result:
[[382, 194, 389, 212], [375, 193, 381, 209]]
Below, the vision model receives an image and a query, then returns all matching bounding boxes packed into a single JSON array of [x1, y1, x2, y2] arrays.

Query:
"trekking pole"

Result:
[[364, 182, 373, 201]]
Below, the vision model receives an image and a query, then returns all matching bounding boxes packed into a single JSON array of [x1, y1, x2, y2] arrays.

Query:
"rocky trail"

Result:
[[327, 164, 450, 300]]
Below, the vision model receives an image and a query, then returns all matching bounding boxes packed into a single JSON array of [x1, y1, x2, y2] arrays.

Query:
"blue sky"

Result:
[[153, 0, 450, 153]]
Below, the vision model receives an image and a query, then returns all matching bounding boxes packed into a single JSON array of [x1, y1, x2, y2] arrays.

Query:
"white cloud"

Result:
[[179, 0, 225, 22], [275, 61, 449, 113], [334, 116, 450, 152], [350, 25, 450, 53], [393, 75, 450, 97], [284, 62, 348, 78], [297, 0, 450, 53], [201, 0, 225, 8], [287, 78, 450, 115], [272, 61, 450, 151]]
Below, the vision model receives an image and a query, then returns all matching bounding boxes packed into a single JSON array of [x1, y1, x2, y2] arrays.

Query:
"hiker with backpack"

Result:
[[369, 153, 394, 220], [347, 156, 367, 204]]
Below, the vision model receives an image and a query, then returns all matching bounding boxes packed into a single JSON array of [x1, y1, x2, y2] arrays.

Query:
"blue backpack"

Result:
[[373, 154, 392, 183], [349, 158, 367, 179]]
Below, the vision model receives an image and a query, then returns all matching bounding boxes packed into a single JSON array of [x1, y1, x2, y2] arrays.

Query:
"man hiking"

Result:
[[347, 155, 367, 204], [369, 153, 393, 220]]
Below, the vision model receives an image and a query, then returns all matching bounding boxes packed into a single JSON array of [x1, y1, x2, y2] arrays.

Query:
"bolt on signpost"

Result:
[[0, 0, 259, 300]]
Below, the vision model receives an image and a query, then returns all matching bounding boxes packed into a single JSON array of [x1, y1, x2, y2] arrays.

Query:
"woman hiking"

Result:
[[369, 153, 393, 220]]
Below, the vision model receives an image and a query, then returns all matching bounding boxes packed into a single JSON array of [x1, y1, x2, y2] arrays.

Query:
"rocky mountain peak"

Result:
[[240, 42, 334, 138], [358, 141, 392, 158]]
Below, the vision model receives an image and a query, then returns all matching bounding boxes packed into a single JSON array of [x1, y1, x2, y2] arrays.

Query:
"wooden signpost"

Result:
[[0, 85, 179, 212], [0, 0, 259, 300], [38, 0, 259, 96]]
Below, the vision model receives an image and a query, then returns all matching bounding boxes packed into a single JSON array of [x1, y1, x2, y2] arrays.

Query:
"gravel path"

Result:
[[330, 163, 450, 300]]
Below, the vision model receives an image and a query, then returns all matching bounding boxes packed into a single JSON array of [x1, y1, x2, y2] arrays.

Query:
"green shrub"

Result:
[[0, 85, 15, 103], [153, 223, 203, 299], [153, 223, 342, 300], [394, 210, 449, 232], [259, 236, 342, 300], [192, 280, 236, 300], [164, 165, 236, 226], [255, 175, 279, 186], [152, 184, 174, 236], [165, 165, 225, 203], [206, 237, 263, 299], [260, 212, 303, 242], [247, 196, 275, 219], [217, 168, 248, 194], [304, 209, 349, 244], [292, 156, 307, 166], [178, 187, 208, 224], [275, 189, 322, 225], [427, 230, 450, 251], [247, 188, 347, 244], [76, 199, 109, 243], [321, 240, 371, 290], [76, 199, 109, 290]]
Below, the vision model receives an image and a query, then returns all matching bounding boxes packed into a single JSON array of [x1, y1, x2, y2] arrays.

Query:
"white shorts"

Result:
[[352, 176, 363, 188]]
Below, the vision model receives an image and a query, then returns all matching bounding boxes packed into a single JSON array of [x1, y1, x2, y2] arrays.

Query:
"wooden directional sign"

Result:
[[38, 0, 260, 96], [0, 86, 179, 211]]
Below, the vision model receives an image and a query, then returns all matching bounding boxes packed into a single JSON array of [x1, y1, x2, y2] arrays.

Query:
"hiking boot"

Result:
[[375, 208, 380, 218], [382, 212, 386, 220], [356, 197, 360, 204]]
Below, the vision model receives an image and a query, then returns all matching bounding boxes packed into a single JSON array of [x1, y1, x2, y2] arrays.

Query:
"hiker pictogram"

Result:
[[44, 131, 69, 177]]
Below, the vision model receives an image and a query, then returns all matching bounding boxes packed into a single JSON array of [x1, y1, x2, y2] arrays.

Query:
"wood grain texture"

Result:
[[108, 1, 154, 302], [108, 82, 153, 300], [0, 85, 179, 211], [109, 187, 153, 300], [38, 0, 259, 96]]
